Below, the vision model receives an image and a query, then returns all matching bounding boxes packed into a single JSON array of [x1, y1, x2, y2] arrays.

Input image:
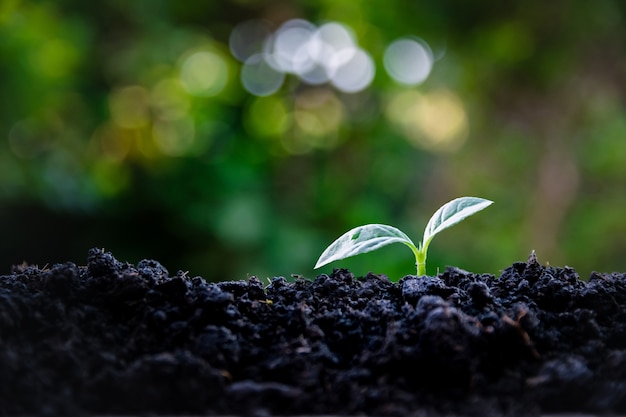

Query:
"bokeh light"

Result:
[[384, 37, 434, 85], [231, 19, 375, 95], [152, 116, 196, 157], [328, 48, 375, 93], [229, 20, 272, 63], [293, 89, 343, 140], [151, 79, 191, 121], [109, 86, 150, 129], [386, 89, 468, 152], [264, 19, 318, 75], [241, 54, 285, 97], [244, 96, 291, 138], [180, 51, 229, 97]]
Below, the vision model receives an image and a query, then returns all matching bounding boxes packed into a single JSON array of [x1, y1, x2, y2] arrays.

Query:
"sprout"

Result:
[[315, 196, 493, 276]]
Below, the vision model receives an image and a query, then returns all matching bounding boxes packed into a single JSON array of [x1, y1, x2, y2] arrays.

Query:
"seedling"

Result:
[[314, 196, 493, 276]]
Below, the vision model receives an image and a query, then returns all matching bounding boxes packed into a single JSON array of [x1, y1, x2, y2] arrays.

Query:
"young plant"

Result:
[[314, 196, 493, 276]]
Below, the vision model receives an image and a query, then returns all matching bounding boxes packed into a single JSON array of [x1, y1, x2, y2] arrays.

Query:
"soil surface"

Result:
[[2, 249, 626, 416]]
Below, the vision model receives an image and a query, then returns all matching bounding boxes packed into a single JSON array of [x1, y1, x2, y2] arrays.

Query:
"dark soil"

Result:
[[2, 249, 626, 416]]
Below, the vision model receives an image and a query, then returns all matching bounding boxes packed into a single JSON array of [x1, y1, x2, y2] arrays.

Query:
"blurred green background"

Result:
[[1, 0, 626, 281]]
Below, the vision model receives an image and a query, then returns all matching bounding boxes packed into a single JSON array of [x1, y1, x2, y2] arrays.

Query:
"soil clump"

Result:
[[1, 249, 626, 416]]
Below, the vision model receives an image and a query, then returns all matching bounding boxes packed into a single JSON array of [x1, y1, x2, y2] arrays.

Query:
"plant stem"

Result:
[[407, 242, 427, 276], [416, 263, 424, 276], [416, 250, 426, 276]]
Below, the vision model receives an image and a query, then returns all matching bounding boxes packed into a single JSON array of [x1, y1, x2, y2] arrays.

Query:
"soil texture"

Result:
[[2, 249, 626, 416]]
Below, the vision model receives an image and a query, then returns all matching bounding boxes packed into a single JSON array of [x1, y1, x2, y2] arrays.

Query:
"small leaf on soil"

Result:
[[315, 224, 415, 269], [423, 196, 493, 247]]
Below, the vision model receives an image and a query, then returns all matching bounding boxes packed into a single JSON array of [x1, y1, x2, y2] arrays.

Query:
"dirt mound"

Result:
[[1, 249, 625, 416]]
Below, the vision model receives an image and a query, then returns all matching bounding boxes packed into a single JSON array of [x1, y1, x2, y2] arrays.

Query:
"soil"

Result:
[[1, 249, 626, 416]]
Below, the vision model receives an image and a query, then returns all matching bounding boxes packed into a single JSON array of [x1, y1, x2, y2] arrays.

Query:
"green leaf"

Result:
[[422, 196, 493, 248], [314, 224, 416, 269]]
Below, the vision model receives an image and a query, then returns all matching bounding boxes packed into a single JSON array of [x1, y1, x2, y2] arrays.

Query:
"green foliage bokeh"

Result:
[[1, 0, 626, 281]]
